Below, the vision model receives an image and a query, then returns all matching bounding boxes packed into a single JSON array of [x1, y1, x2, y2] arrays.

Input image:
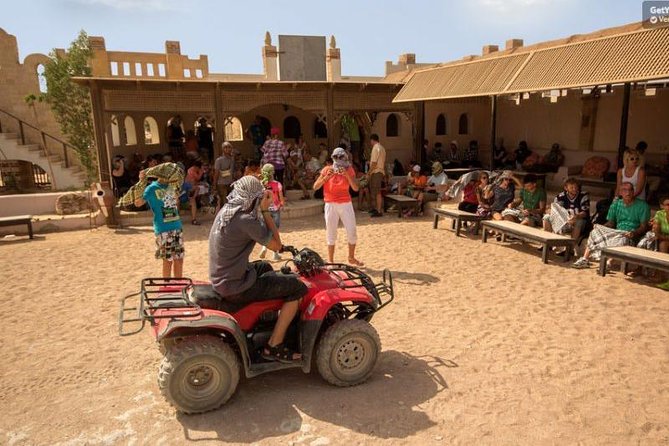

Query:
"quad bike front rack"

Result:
[[119, 277, 202, 336], [324, 264, 394, 311]]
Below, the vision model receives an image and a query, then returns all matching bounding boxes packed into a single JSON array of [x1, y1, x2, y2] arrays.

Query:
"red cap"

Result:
[[270, 127, 280, 136]]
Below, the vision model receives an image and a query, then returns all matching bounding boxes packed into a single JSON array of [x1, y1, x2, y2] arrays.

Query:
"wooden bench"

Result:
[[0, 215, 34, 239], [433, 208, 483, 236], [384, 194, 419, 218], [598, 246, 669, 276], [481, 220, 575, 263]]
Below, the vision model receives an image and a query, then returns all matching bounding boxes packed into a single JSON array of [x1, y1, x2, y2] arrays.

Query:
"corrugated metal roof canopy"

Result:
[[394, 26, 669, 102], [393, 53, 530, 102]]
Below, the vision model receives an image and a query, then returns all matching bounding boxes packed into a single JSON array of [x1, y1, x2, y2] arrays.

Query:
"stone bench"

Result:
[[433, 208, 483, 236], [0, 215, 34, 239], [481, 220, 576, 264], [598, 246, 669, 276]]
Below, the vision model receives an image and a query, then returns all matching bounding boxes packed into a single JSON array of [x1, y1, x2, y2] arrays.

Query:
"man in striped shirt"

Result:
[[261, 127, 289, 185]]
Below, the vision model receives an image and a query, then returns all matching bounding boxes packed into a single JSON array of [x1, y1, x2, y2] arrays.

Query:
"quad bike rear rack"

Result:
[[119, 277, 202, 336], [325, 264, 394, 311]]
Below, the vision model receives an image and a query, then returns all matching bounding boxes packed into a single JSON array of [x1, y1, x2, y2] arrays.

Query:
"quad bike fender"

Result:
[[298, 289, 374, 374], [302, 288, 374, 321], [299, 320, 321, 374], [155, 313, 253, 377]]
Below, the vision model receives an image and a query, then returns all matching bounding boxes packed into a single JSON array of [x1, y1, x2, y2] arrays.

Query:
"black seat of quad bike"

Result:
[[190, 284, 249, 314]]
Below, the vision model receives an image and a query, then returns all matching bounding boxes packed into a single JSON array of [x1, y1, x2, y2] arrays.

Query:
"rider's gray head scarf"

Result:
[[215, 175, 265, 230]]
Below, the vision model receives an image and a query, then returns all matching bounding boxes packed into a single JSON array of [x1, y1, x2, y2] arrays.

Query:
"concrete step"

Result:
[[282, 199, 323, 219], [0, 132, 18, 140], [284, 188, 318, 201], [120, 198, 324, 226]]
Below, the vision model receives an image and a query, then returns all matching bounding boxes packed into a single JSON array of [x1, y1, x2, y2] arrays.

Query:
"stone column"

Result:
[[165, 40, 183, 79], [262, 32, 278, 81], [326, 36, 341, 81], [88, 36, 110, 77]]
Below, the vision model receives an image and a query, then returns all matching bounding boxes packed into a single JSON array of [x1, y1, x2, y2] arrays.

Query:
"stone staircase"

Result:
[[0, 131, 87, 190]]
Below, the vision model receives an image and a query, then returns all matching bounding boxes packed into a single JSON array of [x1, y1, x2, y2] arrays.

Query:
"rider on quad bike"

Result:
[[119, 175, 394, 414], [209, 175, 306, 362]]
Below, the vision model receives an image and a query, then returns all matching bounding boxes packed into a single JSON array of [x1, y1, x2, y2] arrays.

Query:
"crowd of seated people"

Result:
[[396, 137, 667, 287]]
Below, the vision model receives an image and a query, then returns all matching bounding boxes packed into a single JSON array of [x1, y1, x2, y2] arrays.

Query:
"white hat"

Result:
[[412, 165, 421, 172]]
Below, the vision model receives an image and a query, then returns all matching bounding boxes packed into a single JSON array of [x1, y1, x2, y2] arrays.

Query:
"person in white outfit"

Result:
[[313, 147, 363, 266], [616, 148, 646, 201]]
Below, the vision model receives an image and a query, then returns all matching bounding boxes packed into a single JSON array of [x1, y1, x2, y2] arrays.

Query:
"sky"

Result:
[[1, 0, 643, 77]]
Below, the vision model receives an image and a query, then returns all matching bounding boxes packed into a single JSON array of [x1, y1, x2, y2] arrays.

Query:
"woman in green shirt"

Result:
[[655, 197, 669, 290]]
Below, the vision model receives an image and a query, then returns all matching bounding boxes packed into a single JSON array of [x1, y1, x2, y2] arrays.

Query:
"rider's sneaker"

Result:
[[273, 252, 282, 261], [259, 247, 267, 259]]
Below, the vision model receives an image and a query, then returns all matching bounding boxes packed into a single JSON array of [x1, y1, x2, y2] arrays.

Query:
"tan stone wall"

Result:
[[90, 36, 209, 80], [425, 98, 492, 162], [423, 88, 669, 168], [497, 93, 582, 152], [0, 28, 66, 156], [231, 106, 332, 161], [370, 112, 415, 166]]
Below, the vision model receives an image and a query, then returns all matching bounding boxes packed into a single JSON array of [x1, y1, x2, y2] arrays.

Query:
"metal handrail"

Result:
[[0, 108, 75, 168]]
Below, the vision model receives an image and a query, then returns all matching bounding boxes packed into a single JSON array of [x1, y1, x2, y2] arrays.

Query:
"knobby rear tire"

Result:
[[158, 335, 240, 414]]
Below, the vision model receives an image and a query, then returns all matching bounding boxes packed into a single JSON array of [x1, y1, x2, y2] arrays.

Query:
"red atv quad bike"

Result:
[[119, 245, 394, 414]]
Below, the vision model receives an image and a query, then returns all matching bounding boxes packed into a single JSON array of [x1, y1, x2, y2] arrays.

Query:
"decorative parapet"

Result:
[[262, 31, 278, 81], [385, 53, 417, 75], [88, 36, 209, 80], [326, 35, 341, 81]]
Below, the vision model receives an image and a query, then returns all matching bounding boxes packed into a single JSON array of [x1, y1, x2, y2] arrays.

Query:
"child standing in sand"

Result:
[[131, 163, 185, 278], [259, 163, 285, 261]]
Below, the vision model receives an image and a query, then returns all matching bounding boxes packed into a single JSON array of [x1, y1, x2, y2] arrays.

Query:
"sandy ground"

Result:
[[1, 211, 668, 446]]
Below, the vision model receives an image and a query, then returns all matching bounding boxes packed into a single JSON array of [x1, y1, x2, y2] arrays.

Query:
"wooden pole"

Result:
[[89, 80, 110, 183], [414, 101, 425, 163], [89, 79, 118, 227], [214, 83, 224, 159], [617, 82, 631, 168], [326, 84, 335, 150], [489, 95, 497, 169]]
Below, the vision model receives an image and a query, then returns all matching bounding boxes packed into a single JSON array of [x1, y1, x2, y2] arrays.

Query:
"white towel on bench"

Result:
[[543, 202, 571, 234], [586, 224, 631, 261]]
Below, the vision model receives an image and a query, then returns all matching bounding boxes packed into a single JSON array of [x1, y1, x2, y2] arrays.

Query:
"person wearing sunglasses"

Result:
[[313, 147, 363, 266], [616, 148, 646, 201]]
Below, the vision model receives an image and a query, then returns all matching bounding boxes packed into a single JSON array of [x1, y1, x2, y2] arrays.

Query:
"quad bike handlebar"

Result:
[[279, 245, 394, 310], [279, 245, 299, 256], [279, 245, 325, 277]]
